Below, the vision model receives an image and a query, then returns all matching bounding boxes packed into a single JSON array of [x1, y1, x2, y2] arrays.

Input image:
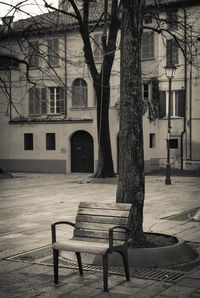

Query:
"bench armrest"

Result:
[[109, 225, 131, 249], [51, 221, 75, 243]]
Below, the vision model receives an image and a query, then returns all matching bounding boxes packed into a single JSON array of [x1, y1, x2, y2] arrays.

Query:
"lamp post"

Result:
[[164, 63, 176, 185]]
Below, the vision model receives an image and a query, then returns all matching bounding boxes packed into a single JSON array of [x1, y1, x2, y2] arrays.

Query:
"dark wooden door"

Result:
[[71, 131, 94, 173]]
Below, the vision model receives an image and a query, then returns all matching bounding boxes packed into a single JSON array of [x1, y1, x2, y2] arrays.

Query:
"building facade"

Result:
[[0, 0, 200, 174]]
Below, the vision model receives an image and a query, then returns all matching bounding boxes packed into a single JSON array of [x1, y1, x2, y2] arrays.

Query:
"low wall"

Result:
[[0, 159, 66, 173]]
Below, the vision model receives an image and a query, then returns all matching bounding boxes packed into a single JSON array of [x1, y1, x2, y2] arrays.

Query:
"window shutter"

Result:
[[178, 89, 185, 117], [59, 86, 65, 114], [166, 39, 172, 65], [28, 44, 33, 65], [167, 10, 178, 30], [48, 39, 59, 66], [29, 88, 34, 115], [34, 42, 39, 67], [166, 39, 178, 65], [142, 32, 154, 60], [41, 88, 47, 114], [35, 88, 40, 114], [172, 41, 178, 64], [149, 33, 154, 58], [28, 41, 39, 67], [59, 86, 64, 99], [33, 41, 39, 67], [83, 83, 88, 107], [53, 39, 59, 65], [159, 91, 166, 118], [48, 39, 53, 65]]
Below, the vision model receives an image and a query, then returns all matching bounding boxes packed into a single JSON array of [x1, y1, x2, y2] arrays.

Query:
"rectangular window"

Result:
[[150, 133, 156, 148], [166, 39, 178, 65], [29, 87, 40, 115], [143, 83, 150, 100], [49, 87, 65, 114], [41, 88, 47, 114], [170, 139, 178, 149], [142, 32, 154, 60], [93, 33, 102, 63], [166, 90, 185, 117], [28, 40, 39, 67], [24, 133, 33, 150], [46, 133, 56, 150], [29, 87, 47, 115], [167, 10, 178, 30], [48, 39, 59, 66], [29, 87, 64, 116], [159, 90, 185, 118]]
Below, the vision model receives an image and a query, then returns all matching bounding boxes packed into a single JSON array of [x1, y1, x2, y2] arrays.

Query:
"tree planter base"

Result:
[[0, 173, 13, 179], [93, 233, 199, 267]]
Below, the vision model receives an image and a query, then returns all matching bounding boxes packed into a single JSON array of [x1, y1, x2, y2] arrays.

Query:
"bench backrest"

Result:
[[73, 202, 132, 244]]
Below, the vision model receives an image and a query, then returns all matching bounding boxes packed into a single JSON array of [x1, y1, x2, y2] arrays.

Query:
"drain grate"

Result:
[[131, 267, 185, 282], [41, 256, 185, 283], [161, 208, 199, 221], [7, 241, 200, 283], [187, 241, 200, 251]]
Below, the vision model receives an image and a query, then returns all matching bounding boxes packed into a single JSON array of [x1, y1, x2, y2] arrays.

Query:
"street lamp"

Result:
[[164, 63, 177, 185]]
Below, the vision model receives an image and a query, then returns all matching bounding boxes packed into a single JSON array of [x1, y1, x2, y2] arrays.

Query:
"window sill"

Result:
[[141, 57, 155, 62], [70, 107, 89, 110], [28, 114, 65, 118], [47, 113, 64, 116], [163, 116, 183, 119]]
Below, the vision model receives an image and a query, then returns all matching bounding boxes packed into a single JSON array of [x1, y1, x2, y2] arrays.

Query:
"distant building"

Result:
[[0, 0, 199, 173]]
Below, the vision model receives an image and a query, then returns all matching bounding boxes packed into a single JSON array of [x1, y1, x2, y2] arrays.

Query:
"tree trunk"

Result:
[[116, 0, 146, 245], [77, 0, 119, 178], [93, 75, 116, 178]]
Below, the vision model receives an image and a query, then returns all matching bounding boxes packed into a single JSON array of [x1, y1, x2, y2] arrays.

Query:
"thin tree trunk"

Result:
[[116, 0, 146, 245], [94, 77, 116, 178]]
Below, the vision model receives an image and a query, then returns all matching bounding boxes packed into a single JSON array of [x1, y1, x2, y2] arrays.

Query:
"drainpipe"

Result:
[[64, 33, 67, 118], [189, 69, 192, 160], [180, 6, 187, 170], [9, 67, 12, 121]]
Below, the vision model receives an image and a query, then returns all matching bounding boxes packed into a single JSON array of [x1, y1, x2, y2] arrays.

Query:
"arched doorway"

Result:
[[71, 131, 94, 173]]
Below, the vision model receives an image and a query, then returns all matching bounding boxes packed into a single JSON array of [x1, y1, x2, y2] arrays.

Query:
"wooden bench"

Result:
[[51, 202, 132, 292]]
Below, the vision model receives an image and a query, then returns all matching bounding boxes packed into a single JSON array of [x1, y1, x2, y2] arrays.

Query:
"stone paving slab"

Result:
[[0, 173, 200, 297]]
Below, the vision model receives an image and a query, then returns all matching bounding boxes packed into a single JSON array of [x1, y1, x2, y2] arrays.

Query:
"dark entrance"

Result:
[[71, 131, 94, 173]]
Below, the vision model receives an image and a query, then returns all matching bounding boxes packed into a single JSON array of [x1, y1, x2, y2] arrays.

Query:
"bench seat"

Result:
[[53, 240, 109, 254]]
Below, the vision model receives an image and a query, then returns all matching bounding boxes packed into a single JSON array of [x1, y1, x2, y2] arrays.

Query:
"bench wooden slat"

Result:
[[76, 215, 128, 225], [73, 229, 126, 241], [72, 236, 125, 245], [79, 202, 132, 211], [75, 222, 127, 231], [78, 208, 130, 217]]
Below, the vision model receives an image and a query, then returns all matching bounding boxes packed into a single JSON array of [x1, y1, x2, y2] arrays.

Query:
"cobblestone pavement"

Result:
[[0, 172, 200, 297]]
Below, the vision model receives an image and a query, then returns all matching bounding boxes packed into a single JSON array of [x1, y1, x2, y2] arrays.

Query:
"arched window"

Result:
[[72, 78, 87, 108]]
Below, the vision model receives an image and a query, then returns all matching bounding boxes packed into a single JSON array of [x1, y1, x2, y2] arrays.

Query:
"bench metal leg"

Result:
[[103, 253, 109, 292], [75, 252, 83, 275], [120, 250, 130, 281], [53, 249, 59, 284]]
